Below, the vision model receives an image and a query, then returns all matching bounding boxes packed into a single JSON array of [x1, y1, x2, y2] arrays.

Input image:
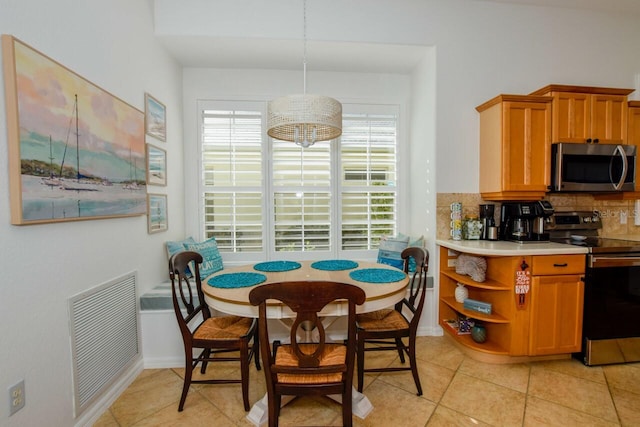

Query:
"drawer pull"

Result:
[[553, 263, 568, 267]]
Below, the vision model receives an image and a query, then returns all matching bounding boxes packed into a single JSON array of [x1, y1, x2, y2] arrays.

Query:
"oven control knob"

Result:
[[583, 216, 591, 223], [592, 215, 600, 223]]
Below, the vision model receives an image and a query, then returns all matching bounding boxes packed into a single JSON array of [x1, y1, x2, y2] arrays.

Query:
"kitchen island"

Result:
[[436, 239, 588, 363]]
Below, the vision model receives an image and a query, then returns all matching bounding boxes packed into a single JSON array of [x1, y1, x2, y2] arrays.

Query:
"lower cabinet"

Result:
[[529, 274, 584, 355], [438, 246, 585, 361]]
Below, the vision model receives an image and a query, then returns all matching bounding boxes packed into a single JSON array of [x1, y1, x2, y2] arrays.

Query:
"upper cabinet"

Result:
[[476, 95, 552, 201], [530, 85, 633, 145], [618, 101, 640, 196], [628, 101, 640, 150]]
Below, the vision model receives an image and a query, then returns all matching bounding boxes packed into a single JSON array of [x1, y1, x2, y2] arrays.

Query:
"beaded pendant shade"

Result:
[[266, 0, 342, 148]]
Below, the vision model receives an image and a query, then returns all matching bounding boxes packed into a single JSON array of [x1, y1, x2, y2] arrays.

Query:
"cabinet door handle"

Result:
[[593, 138, 599, 143], [553, 263, 568, 267], [586, 138, 592, 143]]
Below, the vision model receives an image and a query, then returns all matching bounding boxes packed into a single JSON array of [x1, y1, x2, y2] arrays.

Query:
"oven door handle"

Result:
[[589, 255, 640, 268]]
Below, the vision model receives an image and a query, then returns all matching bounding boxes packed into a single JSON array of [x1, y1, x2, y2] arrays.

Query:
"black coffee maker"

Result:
[[479, 204, 496, 240], [499, 201, 554, 242]]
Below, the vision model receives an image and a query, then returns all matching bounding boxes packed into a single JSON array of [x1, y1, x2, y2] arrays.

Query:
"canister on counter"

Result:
[[462, 215, 483, 240]]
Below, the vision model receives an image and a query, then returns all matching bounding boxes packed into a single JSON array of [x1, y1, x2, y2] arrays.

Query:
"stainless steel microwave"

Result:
[[550, 143, 637, 192]]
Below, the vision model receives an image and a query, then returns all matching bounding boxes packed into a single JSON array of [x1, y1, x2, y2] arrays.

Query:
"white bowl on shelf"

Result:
[[570, 235, 587, 241]]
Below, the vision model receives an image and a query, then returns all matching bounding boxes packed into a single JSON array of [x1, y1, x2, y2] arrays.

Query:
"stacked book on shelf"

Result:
[[443, 317, 474, 335]]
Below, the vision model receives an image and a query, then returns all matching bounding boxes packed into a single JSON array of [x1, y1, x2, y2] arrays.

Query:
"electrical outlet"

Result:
[[8, 380, 25, 416]]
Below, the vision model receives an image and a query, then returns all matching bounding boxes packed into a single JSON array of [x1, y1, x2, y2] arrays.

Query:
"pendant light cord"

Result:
[[303, 0, 307, 96], [266, 0, 341, 146]]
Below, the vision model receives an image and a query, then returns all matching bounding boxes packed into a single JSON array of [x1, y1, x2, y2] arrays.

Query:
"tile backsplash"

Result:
[[436, 193, 640, 240]]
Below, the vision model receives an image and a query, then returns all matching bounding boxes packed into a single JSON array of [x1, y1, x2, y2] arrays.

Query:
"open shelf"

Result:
[[441, 270, 509, 291], [440, 320, 508, 355], [440, 296, 509, 324]]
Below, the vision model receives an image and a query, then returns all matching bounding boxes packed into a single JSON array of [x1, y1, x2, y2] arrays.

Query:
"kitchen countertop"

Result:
[[602, 234, 640, 242], [436, 239, 589, 256]]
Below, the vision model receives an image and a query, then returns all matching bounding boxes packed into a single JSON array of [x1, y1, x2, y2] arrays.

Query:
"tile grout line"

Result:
[[602, 367, 624, 427]]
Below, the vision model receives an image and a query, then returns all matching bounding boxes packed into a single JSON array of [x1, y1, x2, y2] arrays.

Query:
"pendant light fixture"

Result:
[[266, 0, 342, 148]]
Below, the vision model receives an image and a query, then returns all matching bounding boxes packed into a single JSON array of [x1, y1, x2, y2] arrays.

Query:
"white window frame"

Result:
[[196, 99, 404, 263]]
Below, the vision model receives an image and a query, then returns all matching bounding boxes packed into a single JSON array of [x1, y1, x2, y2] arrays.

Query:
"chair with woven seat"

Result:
[[356, 246, 429, 395], [169, 251, 260, 412], [249, 281, 366, 427]]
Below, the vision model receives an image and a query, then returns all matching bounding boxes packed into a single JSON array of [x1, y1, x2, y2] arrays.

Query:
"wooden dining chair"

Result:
[[168, 251, 260, 412], [249, 281, 366, 427], [356, 246, 429, 395]]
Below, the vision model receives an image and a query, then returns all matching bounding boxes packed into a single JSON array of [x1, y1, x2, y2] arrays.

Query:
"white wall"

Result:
[[0, 1, 183, 425], [157, 0, 640, 194]]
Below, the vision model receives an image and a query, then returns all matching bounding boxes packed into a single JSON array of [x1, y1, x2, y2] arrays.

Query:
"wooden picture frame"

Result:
[[2, 35, 146, 225], [147, 193, 168, 233], [146, 143, 167, 186], [144, 93, 166, 142]]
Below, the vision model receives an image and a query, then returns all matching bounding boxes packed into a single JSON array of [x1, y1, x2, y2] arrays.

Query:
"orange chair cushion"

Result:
[[357, 309, 409, 331], [274, 343, 346, 384], [193, 316, 253, 340]]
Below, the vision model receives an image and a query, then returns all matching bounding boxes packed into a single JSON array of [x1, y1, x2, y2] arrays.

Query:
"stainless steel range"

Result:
[[546, 211, 640, 366]]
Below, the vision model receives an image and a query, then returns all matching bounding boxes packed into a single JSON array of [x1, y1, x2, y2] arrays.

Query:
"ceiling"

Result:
[[156, 0, 640, 73], [481, 0, 640, 14]]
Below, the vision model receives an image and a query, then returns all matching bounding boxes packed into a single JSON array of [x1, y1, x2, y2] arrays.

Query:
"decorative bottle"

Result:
[[455, 283, 468, 303]]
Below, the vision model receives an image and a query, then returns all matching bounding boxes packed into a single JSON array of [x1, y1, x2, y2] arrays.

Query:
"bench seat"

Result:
[[139, 280, 199, 311]]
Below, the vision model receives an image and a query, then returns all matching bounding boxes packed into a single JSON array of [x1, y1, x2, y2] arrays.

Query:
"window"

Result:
[[201, 103, 263, 254], [199, 101, 399, 260]]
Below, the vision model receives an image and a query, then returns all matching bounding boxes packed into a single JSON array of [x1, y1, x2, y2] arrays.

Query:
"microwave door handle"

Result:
[[610, 144, 628, 190]]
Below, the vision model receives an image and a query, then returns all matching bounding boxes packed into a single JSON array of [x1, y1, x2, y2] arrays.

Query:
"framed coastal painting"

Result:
[[2, 35, 146, 225], [144, 93, 166, 142], [147, 193, 168, 233], [146, 143, 167, 186]]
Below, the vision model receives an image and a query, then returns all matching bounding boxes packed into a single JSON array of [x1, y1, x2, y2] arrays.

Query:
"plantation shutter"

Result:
[[272, 140, 332, 253], [198, 100, 399, 259], [340, 109, 398, 250], [201, 103, 264, 253]]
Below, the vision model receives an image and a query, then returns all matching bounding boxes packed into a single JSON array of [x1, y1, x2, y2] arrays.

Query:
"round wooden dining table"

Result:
[[202, 259, 408, 425], [201, 259, 409, 318]]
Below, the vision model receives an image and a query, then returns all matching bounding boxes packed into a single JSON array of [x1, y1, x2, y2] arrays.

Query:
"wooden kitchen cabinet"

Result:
[[476, 95, 552, 201], [438, 246, 585, 362], [529, 255, 585, 356], [530, 85, 633, 145], [597, 101, 640, 199], [628, 101, 640, 145], [626, 101, 640, 194]]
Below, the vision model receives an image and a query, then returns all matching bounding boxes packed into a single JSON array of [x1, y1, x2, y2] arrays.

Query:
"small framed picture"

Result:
[[147, 193, 168, 233], [146, 143, 167, 186], [144, 93, 166, 142]]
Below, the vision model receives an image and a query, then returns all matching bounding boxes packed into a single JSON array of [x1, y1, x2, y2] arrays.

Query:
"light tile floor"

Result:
[[95, 336, 640, 426]]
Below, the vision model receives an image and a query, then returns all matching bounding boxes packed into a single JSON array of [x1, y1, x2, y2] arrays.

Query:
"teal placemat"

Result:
[[311, 260, 359, 271], [349, 268, 406, 284], [207, 272, 267, 288], [253, 261, 301, 272]]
